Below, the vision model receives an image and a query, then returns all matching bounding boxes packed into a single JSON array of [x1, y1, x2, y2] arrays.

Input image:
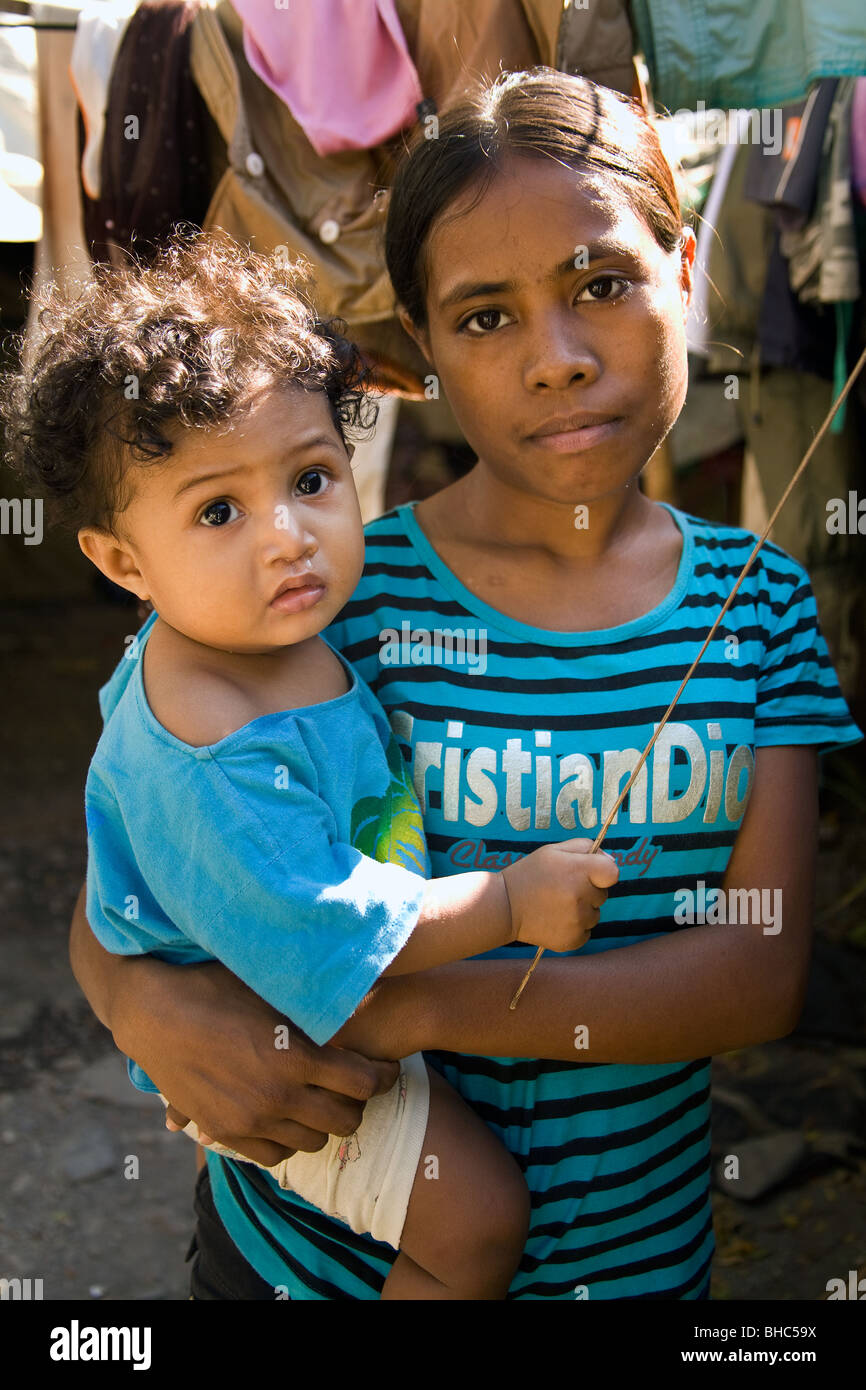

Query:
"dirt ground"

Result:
[[2, 596, 865, 1302]]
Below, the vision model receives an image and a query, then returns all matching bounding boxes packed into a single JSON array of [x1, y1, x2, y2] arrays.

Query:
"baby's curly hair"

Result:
[[0, 227, 376, 538]]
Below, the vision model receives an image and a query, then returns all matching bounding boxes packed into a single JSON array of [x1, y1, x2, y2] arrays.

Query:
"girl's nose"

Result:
[[523, 314, 601, 393]]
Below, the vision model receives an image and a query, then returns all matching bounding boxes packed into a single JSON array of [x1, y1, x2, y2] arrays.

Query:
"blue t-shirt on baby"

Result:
[[84, 613, 430, 1090]]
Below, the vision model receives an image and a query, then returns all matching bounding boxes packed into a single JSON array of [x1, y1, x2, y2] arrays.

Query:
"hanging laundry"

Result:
[[778, 81, 861, 432], [233, 0, 548, 157], [555, 0, 634, 96], [741, 82, 838, 230], [0, 22, 41, 242], [185, 0, 544, 391], [187, 0, 429, 393], [697, 146, 861, 688], [69, 0, 138, 201], [756, 229, 837, 379], [231, 0, 423, 157], [848, 76, 866, 207], [778, 81, 860, 306], [743, 79, 860, 428], [394, 0, 540, 119], [630, 0, 866, 113], [80, 0, 212, 265], [188, 0, 397, 324]]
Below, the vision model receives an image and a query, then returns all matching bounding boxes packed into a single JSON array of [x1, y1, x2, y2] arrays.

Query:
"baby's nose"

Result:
[[261, 503, 317, 562]]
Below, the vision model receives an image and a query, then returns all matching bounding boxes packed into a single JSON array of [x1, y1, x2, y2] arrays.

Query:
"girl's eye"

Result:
[[296, 469, 328, 496], [578, 276, 630, 302], [460, 308, 514, 335], [199, 499, 239, 527]]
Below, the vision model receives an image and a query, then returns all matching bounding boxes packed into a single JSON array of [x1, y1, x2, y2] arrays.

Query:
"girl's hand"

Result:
[[70, 885, 399, 1166], [121, 961, 400, 1166], [504, 839, 619, 953]]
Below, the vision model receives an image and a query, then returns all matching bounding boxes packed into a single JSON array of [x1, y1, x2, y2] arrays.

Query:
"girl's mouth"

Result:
[[527, 418, 622, 454]]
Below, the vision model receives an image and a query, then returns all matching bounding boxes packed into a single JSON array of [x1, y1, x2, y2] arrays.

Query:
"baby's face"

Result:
[[117, 382, 365, 655]]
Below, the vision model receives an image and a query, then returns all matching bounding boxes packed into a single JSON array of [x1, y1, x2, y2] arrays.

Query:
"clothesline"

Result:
[[0, 0, 78, 26], [0, 19, 79, 27]]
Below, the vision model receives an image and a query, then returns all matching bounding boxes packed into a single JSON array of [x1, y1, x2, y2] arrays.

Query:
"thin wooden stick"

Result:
[[509, 343, 866, 1010]]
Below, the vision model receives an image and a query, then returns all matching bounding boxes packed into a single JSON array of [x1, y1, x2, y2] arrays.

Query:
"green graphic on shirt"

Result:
[[350, 736, 427, 875]]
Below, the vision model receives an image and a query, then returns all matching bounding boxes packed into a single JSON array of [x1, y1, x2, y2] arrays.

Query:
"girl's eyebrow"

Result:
[[436, 240, 639, 312]]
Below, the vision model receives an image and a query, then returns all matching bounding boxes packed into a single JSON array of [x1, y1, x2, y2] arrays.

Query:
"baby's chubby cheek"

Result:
[[331, 526, 366, 601]]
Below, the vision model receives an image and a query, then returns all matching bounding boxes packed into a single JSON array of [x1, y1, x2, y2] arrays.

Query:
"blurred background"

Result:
[[1, 0, 865, 1301]]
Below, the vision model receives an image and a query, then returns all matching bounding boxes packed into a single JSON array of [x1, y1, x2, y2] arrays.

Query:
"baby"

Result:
[[2, 231, 617, 1300]]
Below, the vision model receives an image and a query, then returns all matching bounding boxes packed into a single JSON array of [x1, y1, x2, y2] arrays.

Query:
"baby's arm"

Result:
[[86, 745, 617, 1051], [382, 838, 619, 974]]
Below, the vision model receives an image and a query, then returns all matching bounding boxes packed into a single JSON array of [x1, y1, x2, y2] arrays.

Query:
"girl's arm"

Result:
[[336, 746, 817, 1063], [69, 884, 401, 1167], [70, 747, 815, 1149]]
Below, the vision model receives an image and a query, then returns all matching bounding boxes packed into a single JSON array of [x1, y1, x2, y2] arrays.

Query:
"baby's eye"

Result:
[[460, 308, 514, 335], [199, 499, 239, 527], [296, 469, 328, 496], [577, 276, 630, 302]]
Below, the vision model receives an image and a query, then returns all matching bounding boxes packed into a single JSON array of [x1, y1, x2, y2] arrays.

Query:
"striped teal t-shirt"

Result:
[[207, 500, 861, 1300]]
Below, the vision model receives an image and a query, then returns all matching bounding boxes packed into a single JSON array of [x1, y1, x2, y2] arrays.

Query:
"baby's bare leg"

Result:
[[381, 1065, 530, 1300]]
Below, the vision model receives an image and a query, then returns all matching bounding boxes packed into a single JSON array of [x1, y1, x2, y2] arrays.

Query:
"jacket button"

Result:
[[245, 151, 265, 177], [319, 218, 340, 244]]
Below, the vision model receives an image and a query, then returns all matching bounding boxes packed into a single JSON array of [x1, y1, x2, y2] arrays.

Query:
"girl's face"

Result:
[[404, 155, 695, 508]]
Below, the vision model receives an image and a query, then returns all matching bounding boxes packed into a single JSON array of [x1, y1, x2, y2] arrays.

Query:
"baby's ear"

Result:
[[77, 525, 151, 602]]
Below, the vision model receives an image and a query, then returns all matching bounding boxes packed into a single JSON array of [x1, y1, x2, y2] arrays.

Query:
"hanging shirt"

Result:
[[198, 501, 860, 1299], [81, 0, 212, 265], [852, 77, 866, 206], [70, 0, 138, 200], [231, 0, 422, 156], [631, 0, 866, 112]]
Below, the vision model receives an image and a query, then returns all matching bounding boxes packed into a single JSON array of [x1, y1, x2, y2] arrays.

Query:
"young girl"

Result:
[[2, 230, 617, 1301], [69, 70, 860, 1301]]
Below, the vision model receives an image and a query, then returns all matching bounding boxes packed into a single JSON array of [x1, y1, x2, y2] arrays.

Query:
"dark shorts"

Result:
[[187, 1165, 712, 1301], [187, 1164, 277, 1300]]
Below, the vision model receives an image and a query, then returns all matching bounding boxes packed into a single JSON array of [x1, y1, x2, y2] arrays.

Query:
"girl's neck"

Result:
[[413, 465, 682, 632], [422, 463, 655, 564]]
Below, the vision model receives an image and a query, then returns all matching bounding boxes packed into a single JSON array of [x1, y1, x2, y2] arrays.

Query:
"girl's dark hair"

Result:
[[386, 69, 684, 327], [0, 227, 376, 537]]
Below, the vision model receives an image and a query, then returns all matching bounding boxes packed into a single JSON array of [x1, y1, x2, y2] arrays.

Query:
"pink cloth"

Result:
[[232, 0, 423, 156], [852, 77, 866, 208]]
